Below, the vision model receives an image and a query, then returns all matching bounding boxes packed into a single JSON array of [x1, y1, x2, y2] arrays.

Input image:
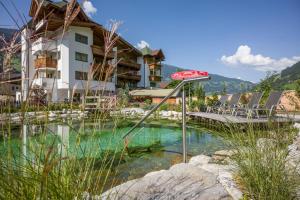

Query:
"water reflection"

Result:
[[4, 122, 227, 190]]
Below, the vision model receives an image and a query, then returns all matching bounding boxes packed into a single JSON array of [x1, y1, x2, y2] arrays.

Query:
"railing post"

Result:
[[122, 76, 211, 152], [182, 84, 187, 163]]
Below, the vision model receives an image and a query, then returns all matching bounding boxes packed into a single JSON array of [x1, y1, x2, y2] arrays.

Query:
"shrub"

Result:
[[207, 93, 219, 106], [295, 80, 300, 97], [159, 103, 169, 111], [144, 99, 152, 105], [189, 100, 206, 112]]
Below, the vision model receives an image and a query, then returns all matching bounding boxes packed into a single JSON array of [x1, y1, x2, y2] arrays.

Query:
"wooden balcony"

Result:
[[118, 71, 141, 81], [149, 75, 161, 82], [119, 60, 141, 69], [91, 45, 114, 58], [92, 45, 140, 69], [34, 57, 57, 69], [148, 62, 161, 70]]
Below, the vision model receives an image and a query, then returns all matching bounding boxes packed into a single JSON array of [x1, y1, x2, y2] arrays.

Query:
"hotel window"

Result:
[[75, 52, 88, 62], [75, 71, 88, 80], [57, 71, 61, 79], [150, 82, 156, 87], [75, 33, 88, 44], [46, 73, 53, 78]]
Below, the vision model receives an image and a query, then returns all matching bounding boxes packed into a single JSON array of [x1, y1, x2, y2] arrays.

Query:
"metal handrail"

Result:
[[122, 76, 210, 139]]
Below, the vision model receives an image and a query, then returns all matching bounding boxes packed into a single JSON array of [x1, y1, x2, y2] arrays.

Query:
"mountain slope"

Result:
[[0, 28, 17, 39], [253, 61, 300, 91], [162, 64, 254, 94], [0, 28, 20, 73]]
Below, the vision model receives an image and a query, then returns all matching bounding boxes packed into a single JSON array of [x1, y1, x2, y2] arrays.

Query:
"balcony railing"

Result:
[[32, 77, 54, 90], [149, 75, 162, 82], [35, 19, 47, 31], [91, 45, 114, 58], [92, 45, 141, 69], [118, 71, 141, 81], [32, 37, 57, 55], [119, 59, 141, 69], [148, 63, 162, 70], [34, 57, 57, 69]]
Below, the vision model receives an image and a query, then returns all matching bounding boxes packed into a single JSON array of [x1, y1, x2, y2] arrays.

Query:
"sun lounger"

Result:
[[252, 91, 284, 118], [232, 92, 263, 117], [206, 95, 229, 113], [220, 93, 241, 115]]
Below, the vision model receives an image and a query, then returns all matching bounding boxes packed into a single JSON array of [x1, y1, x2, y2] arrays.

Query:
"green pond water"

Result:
[[0, 120, 227, 190]]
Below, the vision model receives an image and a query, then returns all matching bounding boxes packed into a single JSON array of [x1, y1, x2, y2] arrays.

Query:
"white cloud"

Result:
[[221, 45, 300, 72], [83, 0, 97, 17], [136, 40, 150, 49]]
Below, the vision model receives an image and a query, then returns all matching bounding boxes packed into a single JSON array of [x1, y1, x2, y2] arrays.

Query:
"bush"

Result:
[[189, 100, 206, 112], [143, 104, 156, 111], [295, 80, 300, 97], [159, 103, 169, 111], [144, 99, 152, 105], [207, 93, 219, 106]]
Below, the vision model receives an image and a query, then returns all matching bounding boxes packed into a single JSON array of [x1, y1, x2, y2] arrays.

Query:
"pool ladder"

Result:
[[123, 76, 210, 163]]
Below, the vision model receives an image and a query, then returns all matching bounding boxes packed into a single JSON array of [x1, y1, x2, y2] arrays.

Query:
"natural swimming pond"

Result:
[[0, 120, 227, 190]]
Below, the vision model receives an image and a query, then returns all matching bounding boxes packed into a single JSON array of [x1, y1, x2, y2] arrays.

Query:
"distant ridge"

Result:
[[162, 64, 254, 94], [253, 61, 300, 91]]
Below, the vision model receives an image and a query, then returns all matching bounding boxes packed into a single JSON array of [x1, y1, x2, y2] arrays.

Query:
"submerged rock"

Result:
[[212, 150, 236, 164]]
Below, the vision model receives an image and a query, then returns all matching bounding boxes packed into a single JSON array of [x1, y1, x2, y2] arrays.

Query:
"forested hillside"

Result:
[[254, 61, 300, 91], [162, 64, 254, 94]]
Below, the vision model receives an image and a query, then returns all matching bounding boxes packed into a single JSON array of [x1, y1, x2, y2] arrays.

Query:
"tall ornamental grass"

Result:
[[0, 0, 132, 198], [225, 123, 300, 200]]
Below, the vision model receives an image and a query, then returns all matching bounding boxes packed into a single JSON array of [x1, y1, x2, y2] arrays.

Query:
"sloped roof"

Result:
[[37, 0, 68, 8], [140, 47, 165, 60], [28, 0, 141, 56], [140, 46, 152, 55], [130, 89, 180, 98]]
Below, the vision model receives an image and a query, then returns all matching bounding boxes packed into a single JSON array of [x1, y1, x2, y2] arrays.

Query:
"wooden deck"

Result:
[[188, 112, 300, 124]]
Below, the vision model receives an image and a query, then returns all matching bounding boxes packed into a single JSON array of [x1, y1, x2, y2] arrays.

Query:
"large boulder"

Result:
[[286, 124, 300, 175], [101, 163, 231, 200]]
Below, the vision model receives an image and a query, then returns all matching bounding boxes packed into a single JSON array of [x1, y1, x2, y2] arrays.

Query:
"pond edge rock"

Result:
[[99, 154, 243, 200]]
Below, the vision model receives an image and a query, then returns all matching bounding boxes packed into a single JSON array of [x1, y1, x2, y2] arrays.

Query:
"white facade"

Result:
[[137, 57, 151, 88], [21, 26, 116, 103]]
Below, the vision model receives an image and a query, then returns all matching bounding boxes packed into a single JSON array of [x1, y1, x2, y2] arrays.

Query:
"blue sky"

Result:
[[1, 0, 300, 82]]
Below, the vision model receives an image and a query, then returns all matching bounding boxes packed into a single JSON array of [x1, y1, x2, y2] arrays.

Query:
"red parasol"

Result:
[[171, 70, 209, 80]]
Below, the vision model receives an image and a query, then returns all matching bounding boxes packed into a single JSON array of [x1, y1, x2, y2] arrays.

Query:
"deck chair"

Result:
[[252, 91, 284, 118], [232, 92, 263, 117], [206, 95, 229, 113], [220, 93, 241, 115]]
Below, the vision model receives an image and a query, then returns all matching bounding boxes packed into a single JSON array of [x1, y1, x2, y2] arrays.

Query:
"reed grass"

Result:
[[0, 1, 132, 198], [225, 122, 300, 200]]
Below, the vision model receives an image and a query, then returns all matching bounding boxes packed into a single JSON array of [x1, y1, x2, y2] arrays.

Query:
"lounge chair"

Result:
[[232, 92, 263, 117], [206, 95, 229, 113], [220, 93, 241, 115], [252, 91, 284, 118]]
